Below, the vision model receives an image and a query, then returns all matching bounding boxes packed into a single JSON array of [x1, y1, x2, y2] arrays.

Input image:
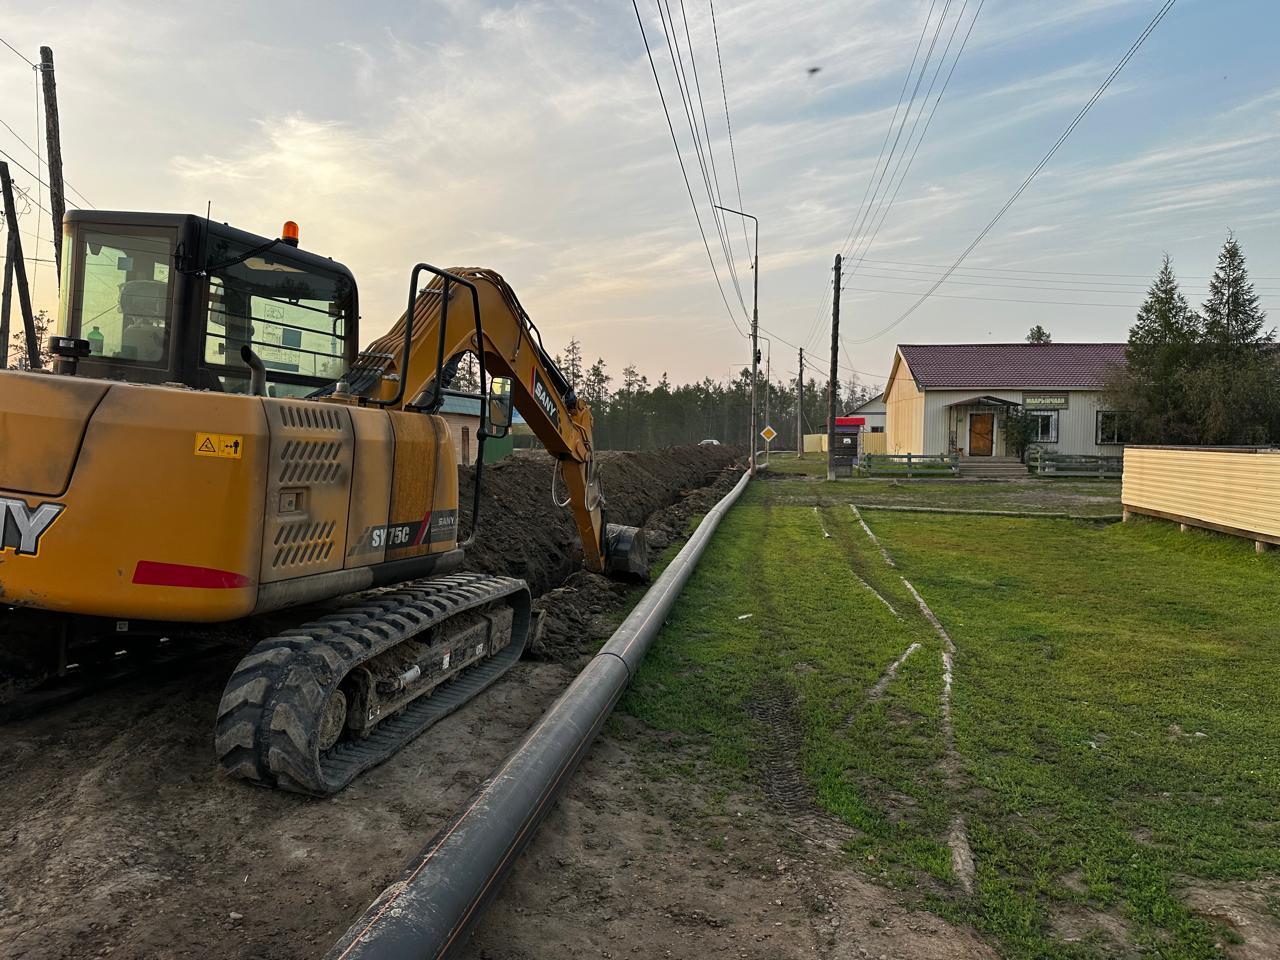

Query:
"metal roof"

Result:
[[438, 395, 482, 416], [898, 342, 1126, 389]]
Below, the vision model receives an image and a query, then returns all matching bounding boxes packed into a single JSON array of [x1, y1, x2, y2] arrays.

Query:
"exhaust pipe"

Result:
[[241, 345, 268, 397], [323, 467, 750, 960]]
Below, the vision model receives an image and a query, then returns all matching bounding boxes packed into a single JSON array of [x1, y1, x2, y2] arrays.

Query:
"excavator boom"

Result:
[[336, 265, 643, 578]]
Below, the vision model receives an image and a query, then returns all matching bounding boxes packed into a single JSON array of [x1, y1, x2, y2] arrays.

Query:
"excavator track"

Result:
[[214, 572, 531, 796]]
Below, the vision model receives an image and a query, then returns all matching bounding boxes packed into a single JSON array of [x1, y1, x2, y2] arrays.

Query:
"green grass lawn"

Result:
[[758, 451, 828, 476], [620, 474, 1280, 959]]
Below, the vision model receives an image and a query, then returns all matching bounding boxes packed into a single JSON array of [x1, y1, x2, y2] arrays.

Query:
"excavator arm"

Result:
[[337, 265, 645, 578]]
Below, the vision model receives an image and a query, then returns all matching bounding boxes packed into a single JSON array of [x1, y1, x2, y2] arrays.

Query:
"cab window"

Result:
[[69, 230, 174, 365], [202, 242, 351, 396]]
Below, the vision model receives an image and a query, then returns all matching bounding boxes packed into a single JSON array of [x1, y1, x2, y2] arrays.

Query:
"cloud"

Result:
[[5, 0, 1278, 381]]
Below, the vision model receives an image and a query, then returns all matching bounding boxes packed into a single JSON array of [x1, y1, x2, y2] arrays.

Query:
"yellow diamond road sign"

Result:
[[760, 425, 777, 443]]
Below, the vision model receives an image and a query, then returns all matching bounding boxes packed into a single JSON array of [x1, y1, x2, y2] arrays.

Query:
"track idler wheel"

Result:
[[604, 523, 650, 582]]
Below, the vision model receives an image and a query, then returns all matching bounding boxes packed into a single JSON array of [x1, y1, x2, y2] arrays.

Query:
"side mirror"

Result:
[[487, 376, 514, 439]]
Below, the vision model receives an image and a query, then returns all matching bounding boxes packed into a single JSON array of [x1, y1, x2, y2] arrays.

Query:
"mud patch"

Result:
[[1048, 904, 1135, 956], [1183, 880, 1280, 960]]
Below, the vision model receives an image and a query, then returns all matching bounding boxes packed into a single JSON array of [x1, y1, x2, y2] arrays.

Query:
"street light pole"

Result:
[[757, 335, 772, 468], [714, 205, 758, 475]]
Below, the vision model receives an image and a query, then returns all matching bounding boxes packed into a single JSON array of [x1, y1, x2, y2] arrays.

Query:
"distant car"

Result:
[[699, 438, 721, 446]]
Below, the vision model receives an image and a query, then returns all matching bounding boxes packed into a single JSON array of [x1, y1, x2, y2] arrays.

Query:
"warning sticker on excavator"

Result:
[[194, 433, 244, 459]]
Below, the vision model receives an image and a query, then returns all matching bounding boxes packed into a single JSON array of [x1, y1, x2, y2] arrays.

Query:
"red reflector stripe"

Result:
[[132, 560, 252, 589]]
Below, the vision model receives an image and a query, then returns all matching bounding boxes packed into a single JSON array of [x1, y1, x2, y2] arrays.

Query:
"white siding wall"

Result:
[[920, 389, 1124, 456]]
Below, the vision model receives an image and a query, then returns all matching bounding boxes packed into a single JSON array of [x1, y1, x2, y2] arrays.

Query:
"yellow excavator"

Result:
[[0, 209, 647, 795]]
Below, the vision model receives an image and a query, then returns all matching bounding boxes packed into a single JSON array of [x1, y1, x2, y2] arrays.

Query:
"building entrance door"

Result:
[[968, 412, 994, 456]]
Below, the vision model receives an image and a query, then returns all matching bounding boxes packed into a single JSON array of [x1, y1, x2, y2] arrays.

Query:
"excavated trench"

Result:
[[460, 445, 741, 595], [0, 443, 743, 960]]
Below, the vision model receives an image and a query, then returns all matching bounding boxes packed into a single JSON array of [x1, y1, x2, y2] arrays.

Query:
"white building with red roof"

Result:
[[883, 342, 1128, 459]]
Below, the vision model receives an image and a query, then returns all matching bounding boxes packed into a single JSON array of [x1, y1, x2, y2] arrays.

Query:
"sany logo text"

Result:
[[0, 498, 65, 556]]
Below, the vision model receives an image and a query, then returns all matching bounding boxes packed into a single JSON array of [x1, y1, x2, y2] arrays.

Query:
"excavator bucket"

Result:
[[604, 523, 649, 582]]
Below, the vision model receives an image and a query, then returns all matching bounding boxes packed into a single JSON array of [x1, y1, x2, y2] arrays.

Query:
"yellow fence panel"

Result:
[[803, 433, 828, 454], [1122, 446, 1280, 545], [860, 432, 888, 455]]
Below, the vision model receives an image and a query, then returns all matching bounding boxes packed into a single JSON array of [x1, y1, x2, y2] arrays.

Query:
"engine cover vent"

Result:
[[261, 401, 354, 584]]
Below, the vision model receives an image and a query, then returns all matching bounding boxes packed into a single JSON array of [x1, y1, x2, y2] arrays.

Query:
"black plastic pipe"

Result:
[[322, 467, 751, 960]]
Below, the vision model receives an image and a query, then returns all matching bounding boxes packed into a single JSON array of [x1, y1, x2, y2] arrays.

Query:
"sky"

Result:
[[1, 0, 1277, 388]]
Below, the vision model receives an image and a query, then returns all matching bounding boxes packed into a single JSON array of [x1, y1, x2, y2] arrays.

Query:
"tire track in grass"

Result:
[[853, 507, 977, 895], [815, 506, 901, 617], [868, 642, 921, 699], [850, 505, 896, 568], [813, 506, 832, 538]]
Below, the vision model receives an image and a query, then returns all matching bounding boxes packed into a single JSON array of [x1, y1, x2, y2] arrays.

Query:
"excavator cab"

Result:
[[54, 211, 358, 397]]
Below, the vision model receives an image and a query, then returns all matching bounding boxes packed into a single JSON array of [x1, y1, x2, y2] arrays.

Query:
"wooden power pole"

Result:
[[796, 347, 804, 458], [826, 254, 841, 481], [0, 162, 40, 369], [0, 230, 14, 369], [40, 46, 66, 282]]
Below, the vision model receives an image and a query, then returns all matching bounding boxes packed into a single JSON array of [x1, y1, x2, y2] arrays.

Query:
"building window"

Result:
[[461, 426, 471, 464], [870, 425, 884, 433], [1096, 411, 1129, 445], [1029, 410, 1058, 443]]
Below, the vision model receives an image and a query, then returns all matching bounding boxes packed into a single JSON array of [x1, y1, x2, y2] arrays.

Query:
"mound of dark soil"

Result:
[[459, 444, 741, 596]]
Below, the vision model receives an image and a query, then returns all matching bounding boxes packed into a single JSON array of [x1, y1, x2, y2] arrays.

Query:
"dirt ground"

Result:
[[0, 445, 994, 960], [462, 722, 994, 960]]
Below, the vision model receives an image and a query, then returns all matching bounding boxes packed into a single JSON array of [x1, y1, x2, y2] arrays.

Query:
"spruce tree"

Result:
[[560, 337, 584, 389], [1201, 233, 1271, 355], [1190, 234, 1278, 443], [1108, 255, 1200, 442], [1127, 254, 1199, 378], [1025, 324, 1051, 344]]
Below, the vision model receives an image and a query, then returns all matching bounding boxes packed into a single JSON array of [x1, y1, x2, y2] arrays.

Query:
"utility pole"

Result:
[[1, 163, 39, 369], [0, 230, 13, 368], [796, 347, 804, 459], [763, 344, 771, 467], [714, 204, 759, 475], [39, 46, 65, 282], [827, 254, 841, 481]]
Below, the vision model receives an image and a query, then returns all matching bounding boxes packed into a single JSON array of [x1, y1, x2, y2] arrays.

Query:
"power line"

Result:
[[666, 0, 751, 318], [847, 268, 1280, 294], [708, 0, 752, 262], [838, 284, 1269, 309], [7, 178, 51, 217], [655, 0, 751, 321], [802, 0, 942, 351], [839, 0, 953, 264], [0, 35, 35, 68], [844, 0, 984, 278], [850, 0, 1179, 345], [838, 0, 984, 376], [0, 252, 56, 265], [763, 324, 878, 377], [675, 0, 746, 284], [846, 254, 1280, 283], [800, 353, 889, 382], [0, 115, 95, 207], [631, 0, 746, 338]]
